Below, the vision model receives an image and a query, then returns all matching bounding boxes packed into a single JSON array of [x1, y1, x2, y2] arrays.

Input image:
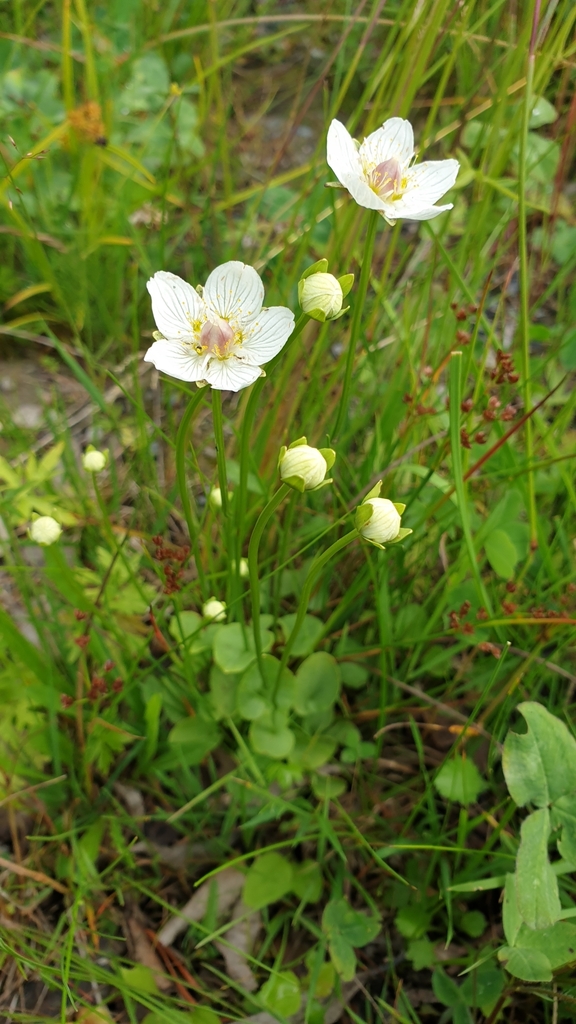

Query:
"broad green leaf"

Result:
[[460, 967, 505, 1014], [259, 970, 301, 1017], [279, 614, 324, 657], [515, 920, 576, 970], [497, 945, 552, 982], [326, 932, 356, 982], [168, 717, 221, 765], [293, 652, 341, 716], [322, 898, 380, 948], [434, 756, 486, 806], [516, 808, 561, 929], [237, 655, 295, 721], [502, 873, 522, 947], [340, 662, 368, 689], [395, 905, 432, 940], [120, 964, 158, 994], [212, 622, 273, 674], [310, 960, 335, 998], [290, 732, 336, 769], [292, 860, 323, 903], [249, 710, 295, 760], [311, 774, 347, 799], [529, 95, 558, 127], [485, 529, 518, 579], [552, 794, 576, 864], [406, 938, 436, 970], [432, 967, 470, 1011], [242, 853, 294, 909], [502, 702, 576, 807], [460, 910, 487, 938], [209, 665, 239, 721]]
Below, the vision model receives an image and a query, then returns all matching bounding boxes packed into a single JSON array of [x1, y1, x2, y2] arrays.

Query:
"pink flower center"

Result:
[[369, 158, 404, 198], [199, 316, 235, 357]]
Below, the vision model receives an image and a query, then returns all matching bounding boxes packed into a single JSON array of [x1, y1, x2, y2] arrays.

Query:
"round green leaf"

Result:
[[434, 756, 486, 806], [243, 852, 294, 909], [168, 718, 220, 765], [259, 970, 301, 1017], [279, 614, 324, 657], [294, 652, 341, 716], [485, 529, 518, 579], [212, 622, 273, 674], [498, 945, 552, 982], [249, 718, 295, 759], [291, 859, 323, 903]]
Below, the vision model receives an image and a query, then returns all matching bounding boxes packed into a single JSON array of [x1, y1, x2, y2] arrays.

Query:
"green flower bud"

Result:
[[355, 481, 412, 550], [278, 436, 336, 492], [300, 273, 343, 319]]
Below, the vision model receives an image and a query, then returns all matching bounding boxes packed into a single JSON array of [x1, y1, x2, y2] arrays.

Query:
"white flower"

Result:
[[144, 261, 295, 392], [29, 516, 62, 546], [202, 597, 226, 622], [327, 117, 459, 224], [300, 273, 343, 318], [82, 448, 107, 473], [278, 437, 336, 492]]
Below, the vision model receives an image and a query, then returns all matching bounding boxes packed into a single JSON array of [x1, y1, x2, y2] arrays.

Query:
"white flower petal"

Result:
[[339, 173, 389, 211], [204, 356, 262, 392], [147, 271, 205, 340], [241, 306, 295, 366], [203, 261, 264, 324], [382, 201, 454, 223], [360, 117, 414, 168], [145, 339, 208, 382], [405, 159, 460, 205], [326, 119, 363, 182]]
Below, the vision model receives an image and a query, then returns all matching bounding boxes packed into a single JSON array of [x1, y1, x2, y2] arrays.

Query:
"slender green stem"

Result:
[[333, 210, 379, 438], [518, 39, 537, 548], [175, 389, 206, 595], [211, 389, 230, 517], [247, 484, 290, 675], [277, 529, 358, 680], [235, 312, 309, 609], [449, 353, 494, 620]]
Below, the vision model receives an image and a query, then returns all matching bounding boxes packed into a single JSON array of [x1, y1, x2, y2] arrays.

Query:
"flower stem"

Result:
[[211, 389, 230, 518], [175, 389, 206, 595], [333, 210, 379, 438], [518, 22, 538, 549], [235, 312, 309, 609], [247, 484, 290, 675], [277, 528, 357, 680]]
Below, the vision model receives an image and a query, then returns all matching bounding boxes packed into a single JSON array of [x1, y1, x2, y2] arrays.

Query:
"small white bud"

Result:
[[82, 448, 107, 473], [202, 597, 226, 622], [239, 557, 249, 578], [299, 272, 343, 319], [29, 516, 62, 546], [279, 441, 332, 492], [356, 498, 401, 545], [208, 486, 232, 510]]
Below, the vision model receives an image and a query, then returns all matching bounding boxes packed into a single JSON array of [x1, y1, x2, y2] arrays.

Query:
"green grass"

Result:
[[0, 0, 576, 1021]]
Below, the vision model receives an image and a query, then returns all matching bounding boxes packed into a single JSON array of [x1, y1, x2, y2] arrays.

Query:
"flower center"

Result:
[[368, 158, 407, 200], [195, 315, 236, 358]]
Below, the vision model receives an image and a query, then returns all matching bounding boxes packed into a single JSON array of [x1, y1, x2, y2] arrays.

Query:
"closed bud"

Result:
[[208, 486, 231, 510], [202, 597, 226, 622], [300, 273, 343, 319], [82, 447, 108, 473], [354, 482, 412, 551], [29, 515, 62, 546], [297, 260, 353, 322], [278, 436, 335, 492]]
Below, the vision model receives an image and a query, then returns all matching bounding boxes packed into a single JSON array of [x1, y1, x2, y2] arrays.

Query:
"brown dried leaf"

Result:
[[123, 907, 171, 991], [157, 867, 245, 947], [215, 896, 262, 992]]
